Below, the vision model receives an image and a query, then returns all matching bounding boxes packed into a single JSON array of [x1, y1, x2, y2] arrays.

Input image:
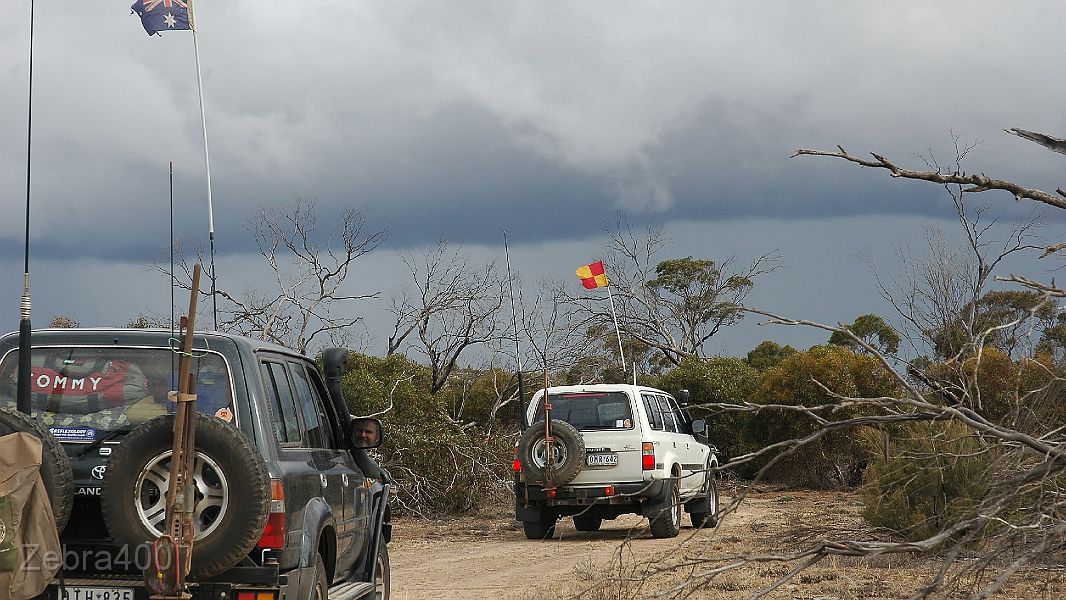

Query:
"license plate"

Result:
[[587, 453, 618, 466], [57, 586, 135, 600]]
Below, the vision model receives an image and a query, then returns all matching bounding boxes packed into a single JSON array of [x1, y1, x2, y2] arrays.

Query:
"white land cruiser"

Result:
[[513, 384, 719, 539]]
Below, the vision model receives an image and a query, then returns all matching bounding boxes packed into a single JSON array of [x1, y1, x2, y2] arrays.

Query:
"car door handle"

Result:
[[320, 473, 328, 488]]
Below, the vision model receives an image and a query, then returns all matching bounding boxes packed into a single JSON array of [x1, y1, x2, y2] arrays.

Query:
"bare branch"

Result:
[[792, 145, 1066, 210]]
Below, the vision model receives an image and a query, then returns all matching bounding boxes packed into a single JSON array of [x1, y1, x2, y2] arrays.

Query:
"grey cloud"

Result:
[[3, 1, 1066, 356]]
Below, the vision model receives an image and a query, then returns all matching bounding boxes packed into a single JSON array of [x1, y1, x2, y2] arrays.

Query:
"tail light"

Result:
[[236, 593, 278, 600], [256, 479, 286, 549], [513, 447, 522, 473], [641, 442, 655, 470]]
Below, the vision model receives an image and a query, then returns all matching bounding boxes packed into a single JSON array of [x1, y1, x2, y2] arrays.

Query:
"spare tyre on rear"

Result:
[[0, 406, 73, 534], [101, 413, 270, 579], [517, 419, 584, 486]]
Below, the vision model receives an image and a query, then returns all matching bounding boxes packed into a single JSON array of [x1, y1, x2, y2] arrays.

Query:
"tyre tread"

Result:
[[649, 480, 681, 538], [516, 420, 584, 486], [0, 406, 74, 533]]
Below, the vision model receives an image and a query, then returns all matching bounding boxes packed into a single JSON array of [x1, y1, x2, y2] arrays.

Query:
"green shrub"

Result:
[[746, 345, 900, 488], [340, 352, 512, 515], [860, 420, 991, 541], [653, 356, 761, 475]]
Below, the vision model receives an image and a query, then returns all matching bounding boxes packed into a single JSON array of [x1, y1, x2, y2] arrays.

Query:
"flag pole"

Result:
[[16, 0, 37, 415], [188, 0, 218, 330], [170, 160, 176, 333], [503, 232, 527, 428], [605, 283, 626, 373]]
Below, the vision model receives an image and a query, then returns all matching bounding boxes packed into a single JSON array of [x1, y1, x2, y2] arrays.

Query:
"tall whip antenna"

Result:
[[16, 0, 37, 415], [188, 0, 218, 330], [503, 231, 526, 428], [170, 160, 176, 333]]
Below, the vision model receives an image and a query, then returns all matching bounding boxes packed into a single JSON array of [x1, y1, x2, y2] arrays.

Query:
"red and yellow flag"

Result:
[[576, 261, 608, 289]]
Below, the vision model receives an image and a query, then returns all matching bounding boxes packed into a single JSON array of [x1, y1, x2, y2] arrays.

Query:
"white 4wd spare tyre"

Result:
[[101, 413, 270, 579], [517, 419, 584, 486]]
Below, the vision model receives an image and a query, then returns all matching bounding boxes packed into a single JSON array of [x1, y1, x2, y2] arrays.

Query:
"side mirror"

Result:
[[678, 389, 691, 406], [690, 418, 706, 435], [348, 417, 383, 449]]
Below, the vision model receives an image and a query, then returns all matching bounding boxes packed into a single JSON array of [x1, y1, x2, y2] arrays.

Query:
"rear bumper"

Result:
[[515, 480, 664, 507], [41, 566, 295, 600]]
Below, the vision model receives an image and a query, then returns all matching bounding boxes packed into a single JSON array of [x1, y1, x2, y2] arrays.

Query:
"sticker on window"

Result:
[[49, 427, 97, 443]]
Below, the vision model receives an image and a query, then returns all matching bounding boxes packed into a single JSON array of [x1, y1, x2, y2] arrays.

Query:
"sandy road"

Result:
[[386, 490, 1066, 600], [387, 492, 760, 600]]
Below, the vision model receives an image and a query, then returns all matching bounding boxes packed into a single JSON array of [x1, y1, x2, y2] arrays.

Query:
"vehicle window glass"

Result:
[[0, 347, 233, 434], [262, 361, 302, 444], [657, 396, 679, 433], [642, 393, 664, 430], [289, 362, 331, 449], [304, 367, 340, 447], [666, 396, 690, 434], [532, 392, 633, 430]]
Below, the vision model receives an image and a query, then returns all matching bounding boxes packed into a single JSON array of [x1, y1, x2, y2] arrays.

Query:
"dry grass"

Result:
[[514, 490, 1066, 600]]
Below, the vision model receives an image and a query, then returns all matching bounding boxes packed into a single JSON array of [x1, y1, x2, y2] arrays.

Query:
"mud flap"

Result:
[[684, 495, 711, 514], [515, 496, 548, 523], [639, 478, 676, 517]]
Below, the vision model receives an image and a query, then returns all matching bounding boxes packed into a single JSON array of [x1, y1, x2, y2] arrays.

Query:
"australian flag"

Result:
[[131, 0, 191, 36]]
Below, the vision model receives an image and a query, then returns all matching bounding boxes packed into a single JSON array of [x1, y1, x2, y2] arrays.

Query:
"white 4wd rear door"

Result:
[[535, 391, 643, 486]]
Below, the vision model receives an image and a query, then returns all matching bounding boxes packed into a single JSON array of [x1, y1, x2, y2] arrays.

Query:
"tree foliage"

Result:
[[580, 219, 781, 367], [339, 352, 512, 514], [48, 315, 79, 328], [930, 289, 1060, 361], [653, 356, 761, 465], [746, 345, 900, 487], [828, 313, 901, 355], [744, 339, 797, 371], [860, 421, 992, 542]]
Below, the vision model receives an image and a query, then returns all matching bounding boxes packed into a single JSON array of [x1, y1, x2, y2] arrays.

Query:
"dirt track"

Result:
[[388, 489, 851, 599], [389, 508, 684, 599], [389, 489, 1066, 600]]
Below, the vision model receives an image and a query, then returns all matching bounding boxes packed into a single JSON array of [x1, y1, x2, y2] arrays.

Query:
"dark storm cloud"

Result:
[[3, 1, 1066, 351]]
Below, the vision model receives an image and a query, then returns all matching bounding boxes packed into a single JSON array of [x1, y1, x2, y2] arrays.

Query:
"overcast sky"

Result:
[[2, 1, 1064, 359]]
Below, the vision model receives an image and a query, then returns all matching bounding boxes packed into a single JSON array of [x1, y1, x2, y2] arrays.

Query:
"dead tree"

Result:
[[387, 241, 505, 394], [161, 197, 385, 354]]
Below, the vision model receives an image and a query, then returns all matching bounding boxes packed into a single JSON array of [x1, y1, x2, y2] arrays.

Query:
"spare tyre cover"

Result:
[[0, 406, 73, 534]]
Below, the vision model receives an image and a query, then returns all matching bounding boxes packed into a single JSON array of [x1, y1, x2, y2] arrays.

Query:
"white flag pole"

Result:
[[605, 283, 626, 373], [187, 0, 218, 329]]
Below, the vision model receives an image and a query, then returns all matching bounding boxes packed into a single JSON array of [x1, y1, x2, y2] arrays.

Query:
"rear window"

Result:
[[532, 392, 633, 430], [0, 346, 233, 438]]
